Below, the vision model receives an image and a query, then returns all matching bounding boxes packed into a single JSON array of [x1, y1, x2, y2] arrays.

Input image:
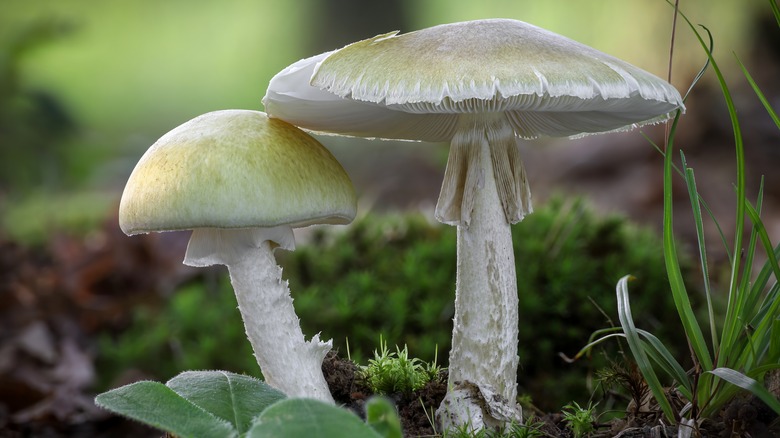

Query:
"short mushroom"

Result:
[[263, 18, 684, 430], [119, 109, 356, 403]]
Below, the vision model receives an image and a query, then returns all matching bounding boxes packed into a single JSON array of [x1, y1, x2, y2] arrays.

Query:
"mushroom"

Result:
[[262, 18, 684, 429], [119, 109, 356, 403]]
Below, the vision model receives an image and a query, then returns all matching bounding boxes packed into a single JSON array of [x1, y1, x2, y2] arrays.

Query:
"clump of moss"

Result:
[[358, 337, 443, 395]]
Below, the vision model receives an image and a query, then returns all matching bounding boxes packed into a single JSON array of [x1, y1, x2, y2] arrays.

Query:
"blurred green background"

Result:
[[0, 0, 768, 209]]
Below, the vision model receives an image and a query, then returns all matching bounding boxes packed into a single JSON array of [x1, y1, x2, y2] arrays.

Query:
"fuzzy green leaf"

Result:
[[94, 380, 237, 438], [166, 370, 286, 434], [365, 397, 403, 438], [248, 398, 382, 438]]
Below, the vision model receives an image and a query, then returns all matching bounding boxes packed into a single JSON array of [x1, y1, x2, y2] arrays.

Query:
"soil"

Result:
[[322, 350, 449, 437], [321, 351, 780, 437]]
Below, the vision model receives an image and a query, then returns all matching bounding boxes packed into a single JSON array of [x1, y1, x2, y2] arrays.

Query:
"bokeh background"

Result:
[[1, 0, 779, 436], [2, 0, 776, 228]]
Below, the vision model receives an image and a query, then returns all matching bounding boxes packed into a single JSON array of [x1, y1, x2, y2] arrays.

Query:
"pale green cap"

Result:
[[263, 19, 684, 141], [119, 110, 356, 235]]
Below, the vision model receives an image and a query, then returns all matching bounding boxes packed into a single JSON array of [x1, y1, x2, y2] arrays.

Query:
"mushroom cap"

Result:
[[263, 18, 684, 141], [119, 110, 356, 235]]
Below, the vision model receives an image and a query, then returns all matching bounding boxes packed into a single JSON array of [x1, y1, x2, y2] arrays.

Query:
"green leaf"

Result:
[[662, 112, 713, 371], [166, 370, 286, 434], [615, 276, 676, 421], [248, 398, 382, 438], [708, 368, 780, 415], [771, 318, 780, 360], [365, 397, 403, 438], [635, 328, 692, 398], [692, 23, 747, 371], [770, 0, 780, 29], [736, 56, 780, 129], [744, 199, 780, 296], [681, 153, 718, 352], [94, 380, 237, 438]]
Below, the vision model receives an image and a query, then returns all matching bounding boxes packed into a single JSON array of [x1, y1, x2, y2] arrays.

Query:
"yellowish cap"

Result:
[[119, 110, 356, 235]]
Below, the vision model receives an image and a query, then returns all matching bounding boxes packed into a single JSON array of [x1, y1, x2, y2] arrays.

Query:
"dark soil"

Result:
[[322, 350, 448, 437], [320, 350, 567, 437], [322, 350, 780, 437], [0, 227, 190, 438]]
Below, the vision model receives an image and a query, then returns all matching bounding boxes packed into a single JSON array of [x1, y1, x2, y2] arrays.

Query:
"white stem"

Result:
[[436, 114, 524, 431], [184, 227, 334, 402]]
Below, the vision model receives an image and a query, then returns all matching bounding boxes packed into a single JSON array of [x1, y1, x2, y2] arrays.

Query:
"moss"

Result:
[[285, 197, 691, 410], [97, 197, 693, 410]]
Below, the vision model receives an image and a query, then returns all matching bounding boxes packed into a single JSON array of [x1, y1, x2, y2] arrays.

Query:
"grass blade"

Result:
[[572, 327, 693, 400], [771, 319, 780, 360], [680, 152, 717, 351], [616, 275, 676, 421], [736, 56, 780, 129], [770, 0, 780, 28], [662, 112, 713, 371], [708, 368, 780, 415], [744, 197, 780, 286], [674, 11, 747, 368], [735, 184, 768, 327], [636, 329, 693, 398], [565, 330, 625, 363], [701, 26, 746, 369], [646, 133, 732, 263]]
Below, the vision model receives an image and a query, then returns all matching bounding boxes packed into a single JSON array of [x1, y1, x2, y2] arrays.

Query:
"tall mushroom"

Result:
[[263, 18, 684, 430], [119, 109, 356, 403]]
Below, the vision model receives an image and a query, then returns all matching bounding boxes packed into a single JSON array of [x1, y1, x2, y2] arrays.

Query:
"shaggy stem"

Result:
[[436, 113, 532, 225], [436, 113, 525, 431], [184, 227, 334, 402]]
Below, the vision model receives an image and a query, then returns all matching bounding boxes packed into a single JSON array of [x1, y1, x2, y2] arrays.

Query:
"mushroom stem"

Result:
[[436, 114, 524, 430], [436, 113, 532, 226], [184, 227, 334, 403]]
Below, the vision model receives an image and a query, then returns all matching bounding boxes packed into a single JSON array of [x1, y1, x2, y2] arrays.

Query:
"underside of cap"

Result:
[[119, 110, 356, 235], [263, 18, 684, 142]]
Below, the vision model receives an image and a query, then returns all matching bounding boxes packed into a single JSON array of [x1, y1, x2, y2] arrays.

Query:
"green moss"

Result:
[[95, 282, 258, 390], [285, 197, 689, 409], [97, 197, 691, 410], [358, 337, 443, 395]]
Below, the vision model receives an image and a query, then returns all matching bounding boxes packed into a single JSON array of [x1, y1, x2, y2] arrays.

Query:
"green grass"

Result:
[[561, 402, 596, 438], [582, 0, 780, 425]]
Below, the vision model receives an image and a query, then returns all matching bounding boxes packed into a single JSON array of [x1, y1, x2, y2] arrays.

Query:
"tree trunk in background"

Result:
[[308, 0, 408, 53]]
